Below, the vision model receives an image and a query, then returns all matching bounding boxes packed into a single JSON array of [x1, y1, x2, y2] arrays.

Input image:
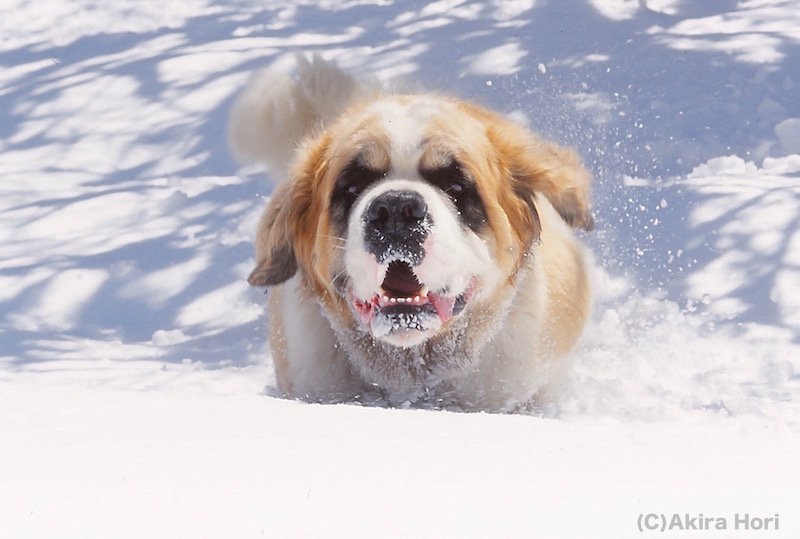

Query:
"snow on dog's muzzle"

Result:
[[363, 190, 430, 265], [352, 260, 478, 347]]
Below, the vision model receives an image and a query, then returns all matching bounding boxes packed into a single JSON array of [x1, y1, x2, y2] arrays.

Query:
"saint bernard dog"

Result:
[[229, 55, 594, 412]]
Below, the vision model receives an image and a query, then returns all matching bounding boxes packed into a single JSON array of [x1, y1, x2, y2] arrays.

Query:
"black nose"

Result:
[[363, 190, 430, 264], [366, 191, 428, 233]]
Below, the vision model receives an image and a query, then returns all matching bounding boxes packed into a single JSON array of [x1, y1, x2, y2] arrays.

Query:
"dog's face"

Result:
[[249, 95, 593, 356]]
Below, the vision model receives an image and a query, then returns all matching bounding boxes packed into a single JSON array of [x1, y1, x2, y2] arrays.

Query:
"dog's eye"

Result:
[[444, 182, 464, 196], [331, 161, 388, 227], [421, 161, 468, 201], [337, 162, 386, 200], [346, 183, 365, 197], [341, 167, 384, 200], [420, 160, 487, 231]]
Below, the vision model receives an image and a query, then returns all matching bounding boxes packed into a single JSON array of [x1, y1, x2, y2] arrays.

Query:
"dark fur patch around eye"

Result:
[[330, 159, 387, 231], [419, 160, 487, 232]]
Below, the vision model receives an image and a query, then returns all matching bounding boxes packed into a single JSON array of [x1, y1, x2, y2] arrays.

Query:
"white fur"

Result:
[[277, 276, 362, 400], [367, 98, 440, 173], [455, 199, 560, 410]]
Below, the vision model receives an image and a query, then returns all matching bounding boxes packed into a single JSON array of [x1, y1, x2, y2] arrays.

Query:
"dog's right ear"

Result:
[[248, 180, 299, 287]]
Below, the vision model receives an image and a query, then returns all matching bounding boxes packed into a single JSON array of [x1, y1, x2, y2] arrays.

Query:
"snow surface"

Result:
[[2, 0, 799, 537]]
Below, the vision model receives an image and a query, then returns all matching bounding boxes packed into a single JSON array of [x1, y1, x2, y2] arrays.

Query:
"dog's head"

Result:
[[249, 95, 592, 351]]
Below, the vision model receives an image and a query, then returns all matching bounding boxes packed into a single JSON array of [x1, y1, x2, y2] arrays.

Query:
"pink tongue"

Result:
[[428, 292, 455, 322]]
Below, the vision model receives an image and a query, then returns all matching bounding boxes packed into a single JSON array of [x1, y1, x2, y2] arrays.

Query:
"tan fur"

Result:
[[540, 216, 592, 356], [458, 101, 594, 231]]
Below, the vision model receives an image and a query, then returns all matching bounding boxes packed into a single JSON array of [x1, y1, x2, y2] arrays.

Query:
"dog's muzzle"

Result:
[[351, 188, 478, 346], [363, 190, 430, 265]]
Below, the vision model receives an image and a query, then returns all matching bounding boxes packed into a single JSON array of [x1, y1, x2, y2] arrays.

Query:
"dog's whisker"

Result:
[[319, 234, 347, 251], [319, 234, 347, 244]]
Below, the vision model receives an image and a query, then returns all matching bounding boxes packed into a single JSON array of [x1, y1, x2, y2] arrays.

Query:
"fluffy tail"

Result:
[[228, 54, 379, 174]]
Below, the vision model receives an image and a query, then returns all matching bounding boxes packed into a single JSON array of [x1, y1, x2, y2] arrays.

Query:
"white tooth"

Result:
[[390, 297, 397, 303], [382, 295, 389, 303], [414, 296, 420, 302]]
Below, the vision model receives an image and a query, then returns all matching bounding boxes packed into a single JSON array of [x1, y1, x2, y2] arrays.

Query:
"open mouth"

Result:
[[352, 260, 477, 335]]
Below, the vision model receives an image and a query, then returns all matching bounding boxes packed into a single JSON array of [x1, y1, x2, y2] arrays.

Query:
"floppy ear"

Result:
[[248, 180, 298, 286], [481, 115, 594, 232], [247, 132, 332, 287], [513, 140, 595, 231]]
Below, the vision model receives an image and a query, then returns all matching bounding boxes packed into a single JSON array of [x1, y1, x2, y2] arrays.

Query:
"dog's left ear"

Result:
[[513, 140, 595, 232], [482, 116, 594, 232]]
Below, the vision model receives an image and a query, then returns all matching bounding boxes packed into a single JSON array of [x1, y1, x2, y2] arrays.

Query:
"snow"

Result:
[[2, 383, 797, 537], [463, 42, 528, 74], [2, 0, 799, 536]]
